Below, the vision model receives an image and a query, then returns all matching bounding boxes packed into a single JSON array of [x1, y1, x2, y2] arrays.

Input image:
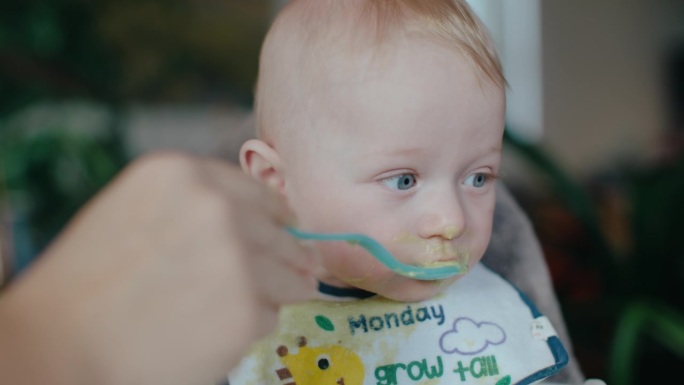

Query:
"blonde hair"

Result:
[[255, 0, 504, 142]]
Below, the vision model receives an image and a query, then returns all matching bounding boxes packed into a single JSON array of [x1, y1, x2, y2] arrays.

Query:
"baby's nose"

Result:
[[417, 197, 466, 240]]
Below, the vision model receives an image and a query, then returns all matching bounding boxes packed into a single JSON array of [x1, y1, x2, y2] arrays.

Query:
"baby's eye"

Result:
[[381, 174, 417, 190], [463, 173, 490, 188]]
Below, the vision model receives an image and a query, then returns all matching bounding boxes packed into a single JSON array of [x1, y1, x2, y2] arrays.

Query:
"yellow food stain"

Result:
[[418, 378, 442, 385], [240, 294, 439, 385], [339, 267, 377, 285], [416, 260, 460, 268], [285, 298, 409, 368], [392, 233, 422, 244], [391, 232, 474, 271], [424, 243, 469, 263], [443, 225, 459, 239]]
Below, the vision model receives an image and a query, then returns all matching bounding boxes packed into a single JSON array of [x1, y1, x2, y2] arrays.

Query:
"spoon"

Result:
[[286, 227, 464, 280]]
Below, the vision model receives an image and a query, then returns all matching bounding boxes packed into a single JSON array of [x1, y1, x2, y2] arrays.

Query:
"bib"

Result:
[[228, 264, 568, 385]]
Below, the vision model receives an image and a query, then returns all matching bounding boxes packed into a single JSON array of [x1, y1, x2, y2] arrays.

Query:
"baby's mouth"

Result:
[[416, 241, 470, 268], [390, 234, 471, 268], [415, 260, 461, 269]]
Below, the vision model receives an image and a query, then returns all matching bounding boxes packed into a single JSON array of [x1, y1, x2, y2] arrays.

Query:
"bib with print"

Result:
[[228, 264, 568, 385]]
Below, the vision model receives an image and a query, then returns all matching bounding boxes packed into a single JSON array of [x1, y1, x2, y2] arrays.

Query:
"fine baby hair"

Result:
[[253, 0, 505, 143]]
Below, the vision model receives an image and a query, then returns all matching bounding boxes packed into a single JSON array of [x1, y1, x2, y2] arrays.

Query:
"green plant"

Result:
[[610, 302, 684, 385], [0, 118, 124, 267]]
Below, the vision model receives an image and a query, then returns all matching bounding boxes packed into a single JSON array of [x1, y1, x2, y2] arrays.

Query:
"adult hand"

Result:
[[0, 152, 320, 385]]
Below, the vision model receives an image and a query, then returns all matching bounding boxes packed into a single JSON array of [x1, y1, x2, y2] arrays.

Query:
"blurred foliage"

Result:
[[628, 158, 684, 304], [0, 120, 121, 251], [610, 301, 684, 385], [0, 0, 119, 115], [97, 0, 269, 103], [0, 0, 270, 261], [0, 0, 270, 110]]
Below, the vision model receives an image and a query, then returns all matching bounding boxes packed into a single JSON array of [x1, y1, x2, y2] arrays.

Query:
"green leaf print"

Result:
[[495, 375, 511, 385], [315, 315, 335, 331]]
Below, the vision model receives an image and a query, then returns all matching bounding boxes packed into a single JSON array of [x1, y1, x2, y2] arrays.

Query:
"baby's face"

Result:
[[280, 42, 505, 302]]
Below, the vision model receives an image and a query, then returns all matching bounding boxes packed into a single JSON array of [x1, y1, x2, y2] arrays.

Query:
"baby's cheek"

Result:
[[318, 242, 382, 278], [467, 241, 489, 269]]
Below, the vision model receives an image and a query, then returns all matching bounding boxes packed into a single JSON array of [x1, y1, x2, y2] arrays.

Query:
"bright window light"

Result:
[[467, 0, 544, 142]]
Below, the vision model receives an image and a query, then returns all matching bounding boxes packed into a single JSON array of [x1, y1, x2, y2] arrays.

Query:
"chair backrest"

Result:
[[485, 184, 584, 384]]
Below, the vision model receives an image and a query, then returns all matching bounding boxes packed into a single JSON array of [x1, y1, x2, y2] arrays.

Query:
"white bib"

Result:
[[229, 264, 567, 385]]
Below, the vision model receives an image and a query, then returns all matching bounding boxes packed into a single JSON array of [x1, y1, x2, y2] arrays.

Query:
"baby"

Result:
[[240, 0, 504, 303], [231, 0, 568, 384]]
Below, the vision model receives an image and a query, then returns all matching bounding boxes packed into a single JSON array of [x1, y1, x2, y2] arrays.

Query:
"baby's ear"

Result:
[[239, 139, 286, 194]]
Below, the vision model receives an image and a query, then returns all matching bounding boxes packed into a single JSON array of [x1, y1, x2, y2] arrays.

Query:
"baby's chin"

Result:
[[365, 276, 458, 303], [316, 257, 465, 302]]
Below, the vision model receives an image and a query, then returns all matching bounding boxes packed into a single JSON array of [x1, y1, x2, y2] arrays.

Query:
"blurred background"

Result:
[[0, 1, 682, 383]]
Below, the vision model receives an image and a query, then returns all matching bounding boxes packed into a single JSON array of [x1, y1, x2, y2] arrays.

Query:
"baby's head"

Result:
[[240, 0, 506, 302]]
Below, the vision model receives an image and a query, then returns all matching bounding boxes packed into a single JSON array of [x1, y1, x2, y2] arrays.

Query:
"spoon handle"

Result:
[[286, 227, 463, 280]]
